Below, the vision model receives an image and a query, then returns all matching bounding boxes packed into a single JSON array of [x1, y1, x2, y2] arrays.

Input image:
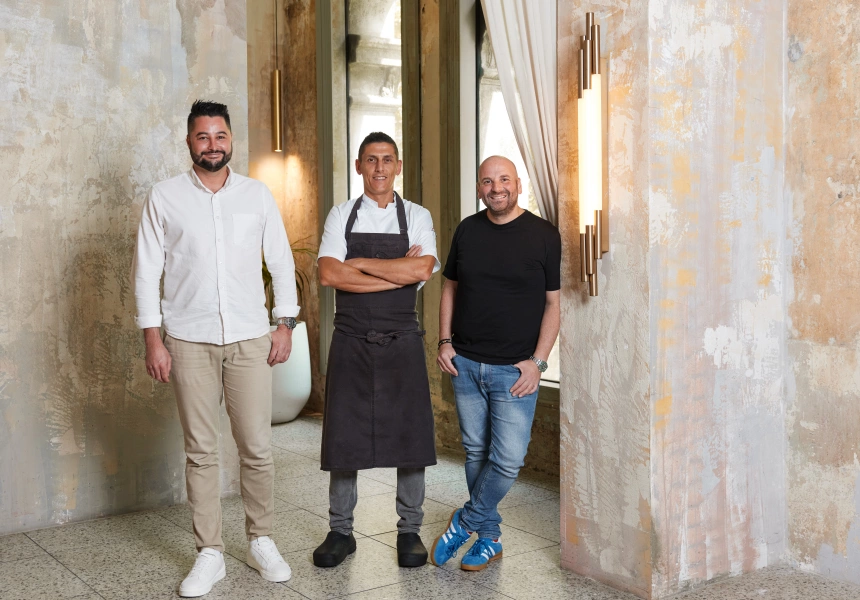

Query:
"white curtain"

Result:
[[481, 0, 558, 225]]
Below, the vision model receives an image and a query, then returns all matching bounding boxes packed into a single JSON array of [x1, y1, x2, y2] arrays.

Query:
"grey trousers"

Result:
[[329, 468, 425, 535]]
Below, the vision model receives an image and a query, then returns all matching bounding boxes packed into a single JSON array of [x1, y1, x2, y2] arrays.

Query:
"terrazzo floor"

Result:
[[2, 416, 858, 599]]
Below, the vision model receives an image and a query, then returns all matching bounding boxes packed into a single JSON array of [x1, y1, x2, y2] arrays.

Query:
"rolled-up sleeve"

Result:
[[132, 189, 166, 329], [263, 192, 300, 319]]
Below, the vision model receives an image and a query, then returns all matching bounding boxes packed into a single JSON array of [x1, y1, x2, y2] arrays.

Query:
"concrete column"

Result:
[[559, 1, 789, 597], [558, 0, 652, 596]]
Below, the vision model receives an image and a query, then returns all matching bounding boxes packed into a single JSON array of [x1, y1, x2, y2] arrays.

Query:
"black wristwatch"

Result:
[[276, 317, 297, 330], [529, 355, 548, 373]]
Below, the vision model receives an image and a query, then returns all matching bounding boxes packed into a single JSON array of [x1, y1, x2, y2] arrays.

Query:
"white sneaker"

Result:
[[247, 536, 292, 582], [179, 548, 226, 597]]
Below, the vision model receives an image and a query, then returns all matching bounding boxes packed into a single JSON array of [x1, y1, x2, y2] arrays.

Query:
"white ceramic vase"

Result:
[[269, 322, 312, 423]]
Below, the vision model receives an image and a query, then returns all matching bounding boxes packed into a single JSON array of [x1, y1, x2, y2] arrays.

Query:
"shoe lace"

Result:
[[254, 536, 283, 565], [442, 523, 470, 559], [466, 538, 493, 559], [188, 552, 216, 578]]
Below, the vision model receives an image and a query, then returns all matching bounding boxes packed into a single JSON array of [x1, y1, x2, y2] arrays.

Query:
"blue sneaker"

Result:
[[460, 536, 503, 571], [430, 509, 472, 566]]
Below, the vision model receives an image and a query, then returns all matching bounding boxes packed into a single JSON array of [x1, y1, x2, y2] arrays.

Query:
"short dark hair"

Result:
[[357, 132, 399, 161], [187, 100, 231, 134]]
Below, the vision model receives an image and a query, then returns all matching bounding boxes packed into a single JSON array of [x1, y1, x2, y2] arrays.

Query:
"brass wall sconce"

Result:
[[271, 0, 283, 152], [578, 12, 608, 296]]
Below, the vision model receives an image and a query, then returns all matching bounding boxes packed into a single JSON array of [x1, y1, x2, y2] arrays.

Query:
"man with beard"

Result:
[[430, 156, 560, 571], [133, 100, 296, 596], [313, 132, 439, 568]]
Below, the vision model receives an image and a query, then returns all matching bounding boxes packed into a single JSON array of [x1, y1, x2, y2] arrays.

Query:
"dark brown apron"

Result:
[[320, 193, 437, 471]]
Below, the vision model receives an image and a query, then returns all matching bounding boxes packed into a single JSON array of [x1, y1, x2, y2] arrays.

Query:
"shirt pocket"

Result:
[[232, 214, 263, 248]]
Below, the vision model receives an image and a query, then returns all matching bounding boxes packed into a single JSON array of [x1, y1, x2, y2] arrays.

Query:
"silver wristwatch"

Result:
[[276, 317, 297, 330], [529, 355, 548, 373]]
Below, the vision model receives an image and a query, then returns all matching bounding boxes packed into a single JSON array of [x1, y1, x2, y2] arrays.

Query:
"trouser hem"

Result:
[[397, 525, 422, 534]]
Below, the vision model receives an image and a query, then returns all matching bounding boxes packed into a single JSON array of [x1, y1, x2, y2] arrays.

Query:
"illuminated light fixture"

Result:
[[271, 0, 283, 152], [578, 12, 608, 296]]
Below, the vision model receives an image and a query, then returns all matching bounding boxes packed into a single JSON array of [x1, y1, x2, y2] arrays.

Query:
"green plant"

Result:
[[262, 236, 318, 324]]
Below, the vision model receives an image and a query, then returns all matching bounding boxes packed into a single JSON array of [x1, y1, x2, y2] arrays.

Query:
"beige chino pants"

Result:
[[165, 333, 274, 552]]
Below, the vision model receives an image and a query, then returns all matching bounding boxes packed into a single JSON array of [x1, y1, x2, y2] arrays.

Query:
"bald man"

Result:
[[429, 156, 561, 571]]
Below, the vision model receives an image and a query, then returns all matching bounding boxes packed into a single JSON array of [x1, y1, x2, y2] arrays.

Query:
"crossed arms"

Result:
[[318, 244, 436, 292]]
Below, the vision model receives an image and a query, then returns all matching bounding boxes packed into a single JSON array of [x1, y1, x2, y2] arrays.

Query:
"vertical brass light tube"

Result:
[[592, 25, 600, 75], [578, 48, 585, 99], [585, 225, 595, 276], [586, 12, 594, 36], [271, 0, 283, 152], [594, 209, 603, 259], [272, 69, 283, 152], [587, 208, 598, 295], [582, 36, 592, 90], [580, 234, 588, 282]]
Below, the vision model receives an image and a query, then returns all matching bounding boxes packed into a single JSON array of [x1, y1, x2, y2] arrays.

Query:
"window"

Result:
[[346, 0, 404, 199], [476, 9, 538, 217], [476, 5, 559, 383]]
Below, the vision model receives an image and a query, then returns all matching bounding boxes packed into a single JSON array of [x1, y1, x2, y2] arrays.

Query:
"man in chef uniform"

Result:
[[313, 131, 440, 568]]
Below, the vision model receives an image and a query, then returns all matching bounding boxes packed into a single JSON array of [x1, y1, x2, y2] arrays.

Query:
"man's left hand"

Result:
[[510, 359, 541, 398], [268, 325, 293, 366]]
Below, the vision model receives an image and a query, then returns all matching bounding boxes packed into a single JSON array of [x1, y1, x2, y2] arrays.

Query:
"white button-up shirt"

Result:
[[133, 167, 299, 345], [317, 195, 440, 289]]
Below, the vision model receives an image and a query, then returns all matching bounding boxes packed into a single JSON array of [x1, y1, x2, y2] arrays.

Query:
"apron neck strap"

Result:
[[344, 196, 363, 238], [344, 193, 409, 241], [393, 192, 408, 237]]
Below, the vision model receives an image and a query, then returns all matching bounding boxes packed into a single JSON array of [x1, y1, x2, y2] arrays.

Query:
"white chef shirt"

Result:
[[133, 166, 299, 345], [317, 195, 441, 289]]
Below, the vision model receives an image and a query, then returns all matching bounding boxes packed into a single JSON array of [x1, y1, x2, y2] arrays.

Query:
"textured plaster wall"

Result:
[[648, 0, 786, 595], [786, 0, 860, 585], [0, 0, 248, 535], [558, 1, 653, 596], [247, 0, 324, 412], [560, 0, 789, 597]]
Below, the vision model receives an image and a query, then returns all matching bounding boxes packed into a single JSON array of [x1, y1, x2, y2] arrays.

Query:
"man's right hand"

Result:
[[144, 329, 172, 383], [437, 342, 458, 376]]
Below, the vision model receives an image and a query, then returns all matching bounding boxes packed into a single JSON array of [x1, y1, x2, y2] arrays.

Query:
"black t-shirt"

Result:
[[443, 209, 561, 365]]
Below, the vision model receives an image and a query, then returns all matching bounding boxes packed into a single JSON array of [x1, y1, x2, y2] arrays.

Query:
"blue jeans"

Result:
[[451, 354, 538, 539]]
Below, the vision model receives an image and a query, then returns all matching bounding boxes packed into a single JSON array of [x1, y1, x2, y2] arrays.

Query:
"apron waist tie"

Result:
[[337, 329, 426, 346]]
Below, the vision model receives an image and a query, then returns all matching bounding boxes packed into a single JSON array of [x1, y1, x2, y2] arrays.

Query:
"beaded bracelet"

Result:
[[437, 338, 453, 348]]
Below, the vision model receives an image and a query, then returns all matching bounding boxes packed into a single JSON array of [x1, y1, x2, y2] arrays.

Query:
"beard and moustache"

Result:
[[191, 147, 233, 172], [483, 191, 518, 217]]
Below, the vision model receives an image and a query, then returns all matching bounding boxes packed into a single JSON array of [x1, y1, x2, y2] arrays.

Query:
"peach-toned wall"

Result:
[[786, 0, 860, 586]]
